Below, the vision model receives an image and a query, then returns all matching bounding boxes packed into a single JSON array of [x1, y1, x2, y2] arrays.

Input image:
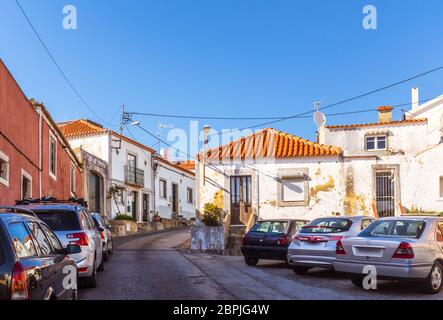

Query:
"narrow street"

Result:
[[80, 228, 443, 300]]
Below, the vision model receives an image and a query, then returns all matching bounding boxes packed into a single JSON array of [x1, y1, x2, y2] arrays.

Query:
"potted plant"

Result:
[[153, 212, 161, 222]]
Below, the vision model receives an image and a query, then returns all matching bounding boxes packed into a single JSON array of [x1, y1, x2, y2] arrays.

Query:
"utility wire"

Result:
[[129, 98, 435, 121], [15, 0, 117, 127], [205, 67, 443, 137]]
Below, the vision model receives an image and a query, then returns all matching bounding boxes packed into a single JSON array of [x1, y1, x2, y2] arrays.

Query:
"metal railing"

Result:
[[124, 165, 145, 188]]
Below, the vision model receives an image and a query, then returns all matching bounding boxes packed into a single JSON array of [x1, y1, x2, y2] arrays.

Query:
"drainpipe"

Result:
[[37, 106, 42, 198]]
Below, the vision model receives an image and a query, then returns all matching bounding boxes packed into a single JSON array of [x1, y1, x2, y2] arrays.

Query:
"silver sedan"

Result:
[[333, 216, 443, 294], [287, 215, 375, 274]]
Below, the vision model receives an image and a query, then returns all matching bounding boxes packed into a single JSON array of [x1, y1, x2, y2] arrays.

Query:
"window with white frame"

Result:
[[70, 163, 76, 195], [365, 135, 387, 151], [440, 177, 443, 198], [0, 151, 9, 187], [49, 133, 57, 178], [159, 179, 167, 199], [21, 170, 32, 200]]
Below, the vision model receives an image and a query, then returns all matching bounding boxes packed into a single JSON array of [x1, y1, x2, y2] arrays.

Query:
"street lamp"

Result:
[[202, 125, 211, 186]]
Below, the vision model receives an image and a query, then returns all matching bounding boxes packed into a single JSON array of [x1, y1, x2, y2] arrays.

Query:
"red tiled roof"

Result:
[[202, 128, 342, 161], [325, 118, 427, 130], [175, 160, 196, 171], [58, 119, 156, 154], [158, 158, 195, 176]]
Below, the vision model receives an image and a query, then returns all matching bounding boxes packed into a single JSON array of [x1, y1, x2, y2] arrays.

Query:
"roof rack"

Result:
[[0, 206, 38, 218], [15, 197, 88, 208]]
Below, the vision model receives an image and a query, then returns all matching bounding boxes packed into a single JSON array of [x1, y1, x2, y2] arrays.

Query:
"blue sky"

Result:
[[1, 0, 443, 159]]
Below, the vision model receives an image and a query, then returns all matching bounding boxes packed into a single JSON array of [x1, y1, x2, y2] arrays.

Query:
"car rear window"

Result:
[[250, 221, 289, 234], [301, 218, 352, 234], [359, 220, 426, 239], [33, 210, 81, 231]]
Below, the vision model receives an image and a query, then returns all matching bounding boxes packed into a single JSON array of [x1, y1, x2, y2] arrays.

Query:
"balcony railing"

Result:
[[124, 165, 145, 188]]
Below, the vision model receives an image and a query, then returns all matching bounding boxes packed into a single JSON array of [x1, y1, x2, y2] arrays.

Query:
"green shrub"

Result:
[[114, 214, 136, 221], [201, 203, 223, 227]]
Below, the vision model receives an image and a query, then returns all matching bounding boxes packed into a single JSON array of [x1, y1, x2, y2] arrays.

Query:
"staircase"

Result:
[[225, 225, 247, 256]]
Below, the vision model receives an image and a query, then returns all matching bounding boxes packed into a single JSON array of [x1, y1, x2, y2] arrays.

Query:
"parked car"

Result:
[[333, 216, 443, 294], [0, 207, 81, 300], [287, 215, 375, 274], [16, 198, 104, 288], [91, 213, 113, 262], [241, 219, 309, 266]]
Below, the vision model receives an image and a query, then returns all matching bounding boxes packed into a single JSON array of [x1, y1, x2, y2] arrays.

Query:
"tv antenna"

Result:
[[313, 101, 327, 127]]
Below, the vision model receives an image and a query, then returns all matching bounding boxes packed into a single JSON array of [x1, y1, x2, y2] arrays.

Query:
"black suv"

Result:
[[0, 207, 80, 300]]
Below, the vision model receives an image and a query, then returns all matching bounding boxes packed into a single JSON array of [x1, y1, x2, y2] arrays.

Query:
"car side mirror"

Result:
[[98, 226, 105, 232], [107, 225, 111, 230], [65, 244, 81, 255]]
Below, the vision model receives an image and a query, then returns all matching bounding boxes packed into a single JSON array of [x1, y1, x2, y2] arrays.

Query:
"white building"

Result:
[[196, 89, 443, 231], [155, 158, 195, 220], [58, 119, 196, 222]]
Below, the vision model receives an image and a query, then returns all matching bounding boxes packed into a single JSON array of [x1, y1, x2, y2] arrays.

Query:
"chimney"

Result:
[[411, 87, 419, 110], [377, 106, 394, 123]]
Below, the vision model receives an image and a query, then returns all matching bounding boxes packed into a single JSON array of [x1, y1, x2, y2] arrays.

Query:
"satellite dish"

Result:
[[313, 111, 327, 126]]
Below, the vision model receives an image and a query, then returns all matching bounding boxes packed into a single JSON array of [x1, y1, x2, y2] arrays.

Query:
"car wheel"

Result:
[[350, 276, 364, 288], [244, 256, 259, 266], [71, 289, 79, 300], [422, 262, 443, 294], [108, 240, 114, 255], [292, 266, 310, 275], [103, 251, 109, 262], [98, 256, 105, 272], [85, 261, 98, 288]]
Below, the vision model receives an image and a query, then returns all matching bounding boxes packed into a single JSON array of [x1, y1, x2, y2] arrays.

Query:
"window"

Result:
[[7, 223, 37, 258], [70, 163, 76, 195], [21, 170, 32, 200], [301, 218, 353, 234], [361, 219, 374, 230], [360, 220, 426, 239], [440, 177, 443, 198], [187, 188, 193, 204], [0, 150, 9, 187], [27, 222, 52, 256], [49, 133, 57, 178], [437, 222, 443, 242], [250, 221, 289, 234], [159, 179, 167, 199], [365, 135, 387, 151], [34, 210, 81, 231], [40, 224, 62, 252]]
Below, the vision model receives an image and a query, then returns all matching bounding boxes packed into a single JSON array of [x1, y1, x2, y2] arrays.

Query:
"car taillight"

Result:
[[100, 231, 105, 240], [67, 232, 89, 246], [292, 234, 300, 241], [392, 242, 414, 259], [11, 262, 30, 300], [277, 235, 289, 246], [77, 267, 88, 273], [242, 236, 248, 245], [336, 240, 346, 255]]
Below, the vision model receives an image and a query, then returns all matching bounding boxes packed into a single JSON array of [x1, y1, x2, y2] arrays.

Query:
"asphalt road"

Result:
[[80, 228, 443, 300]]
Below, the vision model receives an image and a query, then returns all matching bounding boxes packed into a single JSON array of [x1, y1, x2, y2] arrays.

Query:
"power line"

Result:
[[15, 0, 117, 127], [128, 98, 435, 121], [206, 67, 443, 136]]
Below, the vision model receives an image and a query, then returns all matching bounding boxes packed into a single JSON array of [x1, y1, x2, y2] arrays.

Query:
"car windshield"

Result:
[[250, 221, 289, 234], [301, 218, 352, 234], [359, 220, 426, 239], [33, 210, 81, 231]]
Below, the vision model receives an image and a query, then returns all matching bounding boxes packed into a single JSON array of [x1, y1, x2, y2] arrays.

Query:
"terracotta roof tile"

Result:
[[58, 119, 156, 154], [203, 128, 342, 161], [325, 118, 427, 130]]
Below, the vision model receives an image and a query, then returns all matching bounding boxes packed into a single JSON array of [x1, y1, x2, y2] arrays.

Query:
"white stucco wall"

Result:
[[155, 162, 195, 220], [197, 156, 353, 222]]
